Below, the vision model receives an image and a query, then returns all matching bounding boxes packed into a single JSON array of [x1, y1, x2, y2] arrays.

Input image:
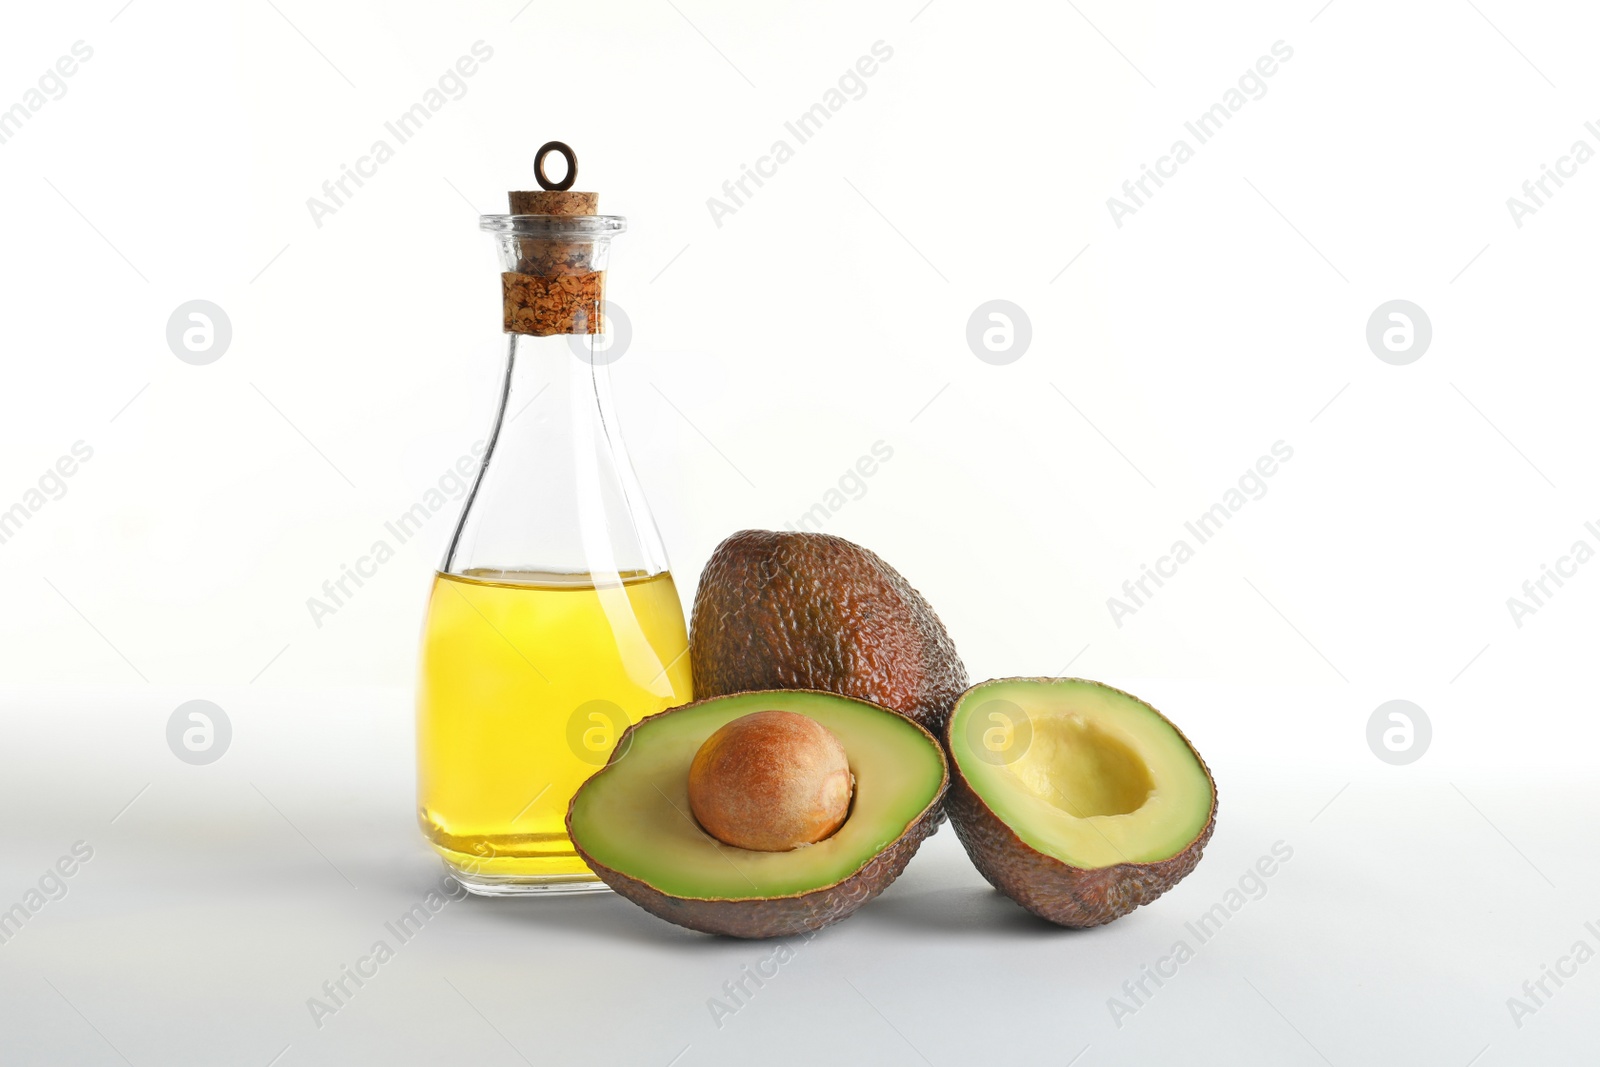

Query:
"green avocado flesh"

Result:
[[949, 679, 1213, 869], [569, 691, 945, 900]]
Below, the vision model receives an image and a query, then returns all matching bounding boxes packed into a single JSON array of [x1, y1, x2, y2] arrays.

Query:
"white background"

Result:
[[1, 1, 1596, 1064]]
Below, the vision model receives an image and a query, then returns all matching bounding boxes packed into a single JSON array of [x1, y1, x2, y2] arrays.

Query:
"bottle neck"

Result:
[[499, 332, 607, 436], [441, 330, 669, 582]]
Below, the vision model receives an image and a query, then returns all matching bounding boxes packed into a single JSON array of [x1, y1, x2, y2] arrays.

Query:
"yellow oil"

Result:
[[417, 568, 692, 885]]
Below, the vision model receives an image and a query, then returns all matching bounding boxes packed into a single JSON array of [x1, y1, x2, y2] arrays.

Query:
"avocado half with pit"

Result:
[[945, 678, 1216, 927], [567, 690, 948, 938]]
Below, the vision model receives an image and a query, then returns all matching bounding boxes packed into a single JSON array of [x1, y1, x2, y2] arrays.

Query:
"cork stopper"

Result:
[[501, 142, 609, 337], [508, 189, 598, 215]]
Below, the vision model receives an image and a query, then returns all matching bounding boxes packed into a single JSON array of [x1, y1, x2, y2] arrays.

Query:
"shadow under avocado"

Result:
[[853, 884, 1093, 938], [456, 878, 1085, 944], [458, 888, 723, 948]]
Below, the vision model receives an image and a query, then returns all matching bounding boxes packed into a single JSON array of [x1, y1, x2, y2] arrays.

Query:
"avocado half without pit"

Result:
[[945, 678, 1216, 927], [567, 691, 948, 938]]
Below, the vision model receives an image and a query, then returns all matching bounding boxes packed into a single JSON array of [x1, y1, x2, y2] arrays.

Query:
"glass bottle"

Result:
[[416, 146, 693, 894]]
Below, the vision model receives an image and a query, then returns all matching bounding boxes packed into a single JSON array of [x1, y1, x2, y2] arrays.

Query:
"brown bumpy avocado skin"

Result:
[[689, 531, 969, 735], [943, 678, 1217, 928], [567, 692, 950, 939]]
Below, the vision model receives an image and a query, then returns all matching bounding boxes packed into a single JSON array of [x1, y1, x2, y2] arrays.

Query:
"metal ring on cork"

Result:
[[504, 143, 603, 218], [534, 141, 577, 191]]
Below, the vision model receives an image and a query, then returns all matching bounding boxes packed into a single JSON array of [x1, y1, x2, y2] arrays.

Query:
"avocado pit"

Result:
[[688, 710, 854, 852]]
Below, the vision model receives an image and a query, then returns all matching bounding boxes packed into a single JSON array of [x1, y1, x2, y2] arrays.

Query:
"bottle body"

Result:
[[417, 568, 691, 887], [417, 212, 690, 893]]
